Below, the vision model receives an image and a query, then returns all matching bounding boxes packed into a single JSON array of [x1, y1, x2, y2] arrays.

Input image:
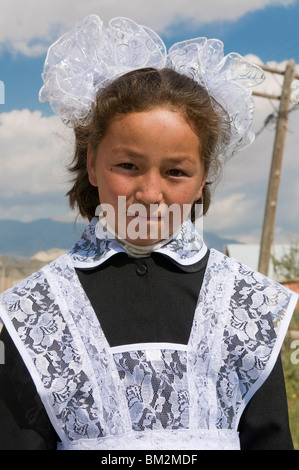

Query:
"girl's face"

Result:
[[87, 108, 207, 245]]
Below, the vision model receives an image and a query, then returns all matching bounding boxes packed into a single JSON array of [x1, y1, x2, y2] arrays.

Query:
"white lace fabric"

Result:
[[39, 15, 265, 159], [39, 16, 166, 128], [69, 217, 208, 268], [57, 429, 240, 451], [0, 220, 297, 450]]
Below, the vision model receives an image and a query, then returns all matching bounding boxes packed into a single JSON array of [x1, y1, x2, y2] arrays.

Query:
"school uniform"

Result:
[[0, 218, 297, 450]]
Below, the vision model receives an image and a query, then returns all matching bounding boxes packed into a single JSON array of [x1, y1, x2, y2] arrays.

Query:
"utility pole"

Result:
[[258, 59, 296, 276]]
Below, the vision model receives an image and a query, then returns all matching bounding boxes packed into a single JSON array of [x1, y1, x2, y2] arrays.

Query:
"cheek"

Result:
[[98, 171, 130, 204], [172, 183, 202, 205]]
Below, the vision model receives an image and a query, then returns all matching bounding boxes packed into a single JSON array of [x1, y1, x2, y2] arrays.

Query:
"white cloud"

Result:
[[204, 192, 256, 230], [0, 109, 74, 220], [0, 0, 295, 57]]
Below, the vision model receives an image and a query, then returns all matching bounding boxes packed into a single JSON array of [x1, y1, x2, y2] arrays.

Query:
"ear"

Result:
[[87, 144, 98, 187], [194, 172, 208, 202]]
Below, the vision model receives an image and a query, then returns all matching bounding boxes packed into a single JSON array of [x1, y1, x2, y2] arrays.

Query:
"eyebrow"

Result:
[[111, 147, 197, 164], [111, 148, 144, 159]]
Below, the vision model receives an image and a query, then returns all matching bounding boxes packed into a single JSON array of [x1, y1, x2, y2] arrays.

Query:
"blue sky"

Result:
[[1, 1, 299, 114], [0, 0, 298, 245], [164, 2, 299, 61]]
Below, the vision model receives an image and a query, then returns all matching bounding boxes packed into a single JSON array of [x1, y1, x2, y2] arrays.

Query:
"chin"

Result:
[[127, 237, 163, 246]]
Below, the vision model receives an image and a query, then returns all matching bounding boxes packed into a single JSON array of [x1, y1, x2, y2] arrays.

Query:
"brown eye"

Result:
[[119, 163, 138, 170], [167, 169, 186, 177]]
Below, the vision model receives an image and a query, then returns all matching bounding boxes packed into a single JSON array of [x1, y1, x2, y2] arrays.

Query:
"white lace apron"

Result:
[[0, 223, 297, 450]]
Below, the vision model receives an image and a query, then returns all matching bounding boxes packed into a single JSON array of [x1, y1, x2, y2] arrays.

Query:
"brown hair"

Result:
[[66, 68, 230, 221]]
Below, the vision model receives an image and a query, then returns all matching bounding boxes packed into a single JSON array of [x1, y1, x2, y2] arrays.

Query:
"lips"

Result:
[[127, 213, 164, 222], [127, 209, 166, 218], [126, 205, 166, 220]]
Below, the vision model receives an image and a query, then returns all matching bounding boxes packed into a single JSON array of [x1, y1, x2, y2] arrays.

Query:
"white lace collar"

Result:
[[69, 217, 208, 269]]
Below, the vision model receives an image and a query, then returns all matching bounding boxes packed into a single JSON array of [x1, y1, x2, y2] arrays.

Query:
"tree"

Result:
[[272, 237, 299, 282]]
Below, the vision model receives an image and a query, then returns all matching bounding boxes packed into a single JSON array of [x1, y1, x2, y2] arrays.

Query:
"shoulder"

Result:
[[205, 249, 298, 415], [210, 247, 295, 297], [209, 248, 298, 335], [0, 254, 71, 320]]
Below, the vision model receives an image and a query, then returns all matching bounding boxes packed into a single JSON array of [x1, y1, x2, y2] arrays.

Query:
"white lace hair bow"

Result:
[[39, 15, 265, 157]]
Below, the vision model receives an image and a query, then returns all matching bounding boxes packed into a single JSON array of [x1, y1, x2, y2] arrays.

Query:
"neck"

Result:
[[98, 217, 179, 258]]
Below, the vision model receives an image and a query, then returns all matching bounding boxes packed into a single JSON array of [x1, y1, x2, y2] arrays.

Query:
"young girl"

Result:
[[0, 15, 298, 451]]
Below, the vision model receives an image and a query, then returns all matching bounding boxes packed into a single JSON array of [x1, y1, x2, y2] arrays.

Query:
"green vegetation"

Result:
[[282, 307, 299, 449], [272, 238, 299, 282]]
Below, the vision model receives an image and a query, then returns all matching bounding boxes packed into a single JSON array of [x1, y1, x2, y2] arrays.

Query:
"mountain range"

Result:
[[0, 218, 240, 258]]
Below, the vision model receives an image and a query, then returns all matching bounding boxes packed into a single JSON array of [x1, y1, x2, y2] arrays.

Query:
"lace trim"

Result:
[[190, 250, 297, 429], [57, 429, 240, 450], [110, 342, 187, 354], [68, 217, 207, 269]]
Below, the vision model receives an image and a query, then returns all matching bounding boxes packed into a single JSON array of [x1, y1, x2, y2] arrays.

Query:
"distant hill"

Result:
[[0, 219, 85, 258], [0, 218, 241, 258]]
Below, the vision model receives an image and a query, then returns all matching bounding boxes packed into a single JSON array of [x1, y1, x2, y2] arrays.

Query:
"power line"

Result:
[[255, 104, 299, 139]]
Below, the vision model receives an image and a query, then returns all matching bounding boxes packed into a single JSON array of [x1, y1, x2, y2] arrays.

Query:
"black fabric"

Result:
[[0, 251, 294, 450], [238, 355, 293, 450], [0, 327, 58, 450], [75, 251, 209, 347]]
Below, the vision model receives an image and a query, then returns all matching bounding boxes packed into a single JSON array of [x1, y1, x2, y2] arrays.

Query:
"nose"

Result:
[[135, 170, 164, 205]]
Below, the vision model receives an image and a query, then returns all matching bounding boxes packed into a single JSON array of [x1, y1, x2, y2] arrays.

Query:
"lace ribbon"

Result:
[[39, 15, 265, 158]]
